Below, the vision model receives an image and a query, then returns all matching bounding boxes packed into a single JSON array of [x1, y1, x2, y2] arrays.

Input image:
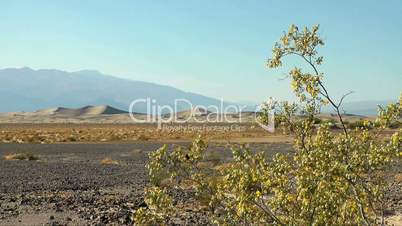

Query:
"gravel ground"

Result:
[[0, 142, 161, 225], [0, 142, 400, 225], [0, 142, 292, 225]]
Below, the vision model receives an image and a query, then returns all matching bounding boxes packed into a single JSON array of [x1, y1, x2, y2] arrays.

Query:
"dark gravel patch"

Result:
[[0, 142, 291, 225], [0, 143, 163, 194]]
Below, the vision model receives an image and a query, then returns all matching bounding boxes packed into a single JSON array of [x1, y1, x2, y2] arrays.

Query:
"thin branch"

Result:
[[287, 51, 349, 136], [251, 200, 286, 226], [350, 185, 372, 226], [278, 73, 290, 81], [337, 91, 354, 109], [317, 80, 349, 136]]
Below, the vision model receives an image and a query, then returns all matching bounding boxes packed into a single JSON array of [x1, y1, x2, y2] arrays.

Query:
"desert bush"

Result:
[[4, 152, 39, 161], [135, 25, 402, 225], [323, 118, 337, 124], [101, 157, 119, 165], [348, 119, 373, 130], [132, 149, 143, 155], [312, 116, 322, 124], [388, 120, 402, 129], [137, 134, 150, 141], [321, 118, 340, 129]]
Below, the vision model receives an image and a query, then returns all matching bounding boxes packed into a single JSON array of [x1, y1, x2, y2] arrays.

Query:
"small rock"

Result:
[[55, 207, 63, 213]]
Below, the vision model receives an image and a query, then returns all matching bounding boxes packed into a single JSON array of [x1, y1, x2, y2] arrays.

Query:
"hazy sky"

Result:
[[1, 0, 401, 103]]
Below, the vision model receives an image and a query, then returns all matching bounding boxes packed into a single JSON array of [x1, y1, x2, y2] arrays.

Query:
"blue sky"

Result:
[[1, 0, 401, 103]]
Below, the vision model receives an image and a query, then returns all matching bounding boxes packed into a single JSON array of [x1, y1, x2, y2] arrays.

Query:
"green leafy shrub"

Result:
[[348, 119, 373, 130], [312, 116, 322, 124], [135, 25, 402, 225]]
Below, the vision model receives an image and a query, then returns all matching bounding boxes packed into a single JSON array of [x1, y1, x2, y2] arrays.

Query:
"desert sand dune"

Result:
[[34, 105, 128, 116]]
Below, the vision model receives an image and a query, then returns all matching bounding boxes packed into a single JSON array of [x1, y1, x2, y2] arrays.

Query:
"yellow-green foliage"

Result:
[[135, 25, 402, 225], [134, 187, 173, 225]]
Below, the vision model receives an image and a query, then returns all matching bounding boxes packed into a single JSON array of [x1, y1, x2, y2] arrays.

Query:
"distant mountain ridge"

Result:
[[0, 67, 233, 113], [0, 67, 394, 116], [322, 100, 397, 116]]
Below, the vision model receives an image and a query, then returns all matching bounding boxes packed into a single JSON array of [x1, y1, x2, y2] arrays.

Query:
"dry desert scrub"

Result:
[[4, 152, 39, 161], [0, 124, 270, 144], [135, 25, 402, 226], [101, 157, 119, 165]]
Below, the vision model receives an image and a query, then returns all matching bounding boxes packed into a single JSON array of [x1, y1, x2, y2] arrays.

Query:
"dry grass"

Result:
[[131, 149, 143, 155], [4, 153, 39, 161], [213, 163, 231, 171], [394, 173, 402, 183], [0, 123, 395, 144], [136, 134, 149, 141], [101, 157, 119, 165], [0, 123, 272, 144]]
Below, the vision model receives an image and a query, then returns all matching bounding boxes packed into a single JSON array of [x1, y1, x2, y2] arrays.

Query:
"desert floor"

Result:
[[0, 124, 401, 225]]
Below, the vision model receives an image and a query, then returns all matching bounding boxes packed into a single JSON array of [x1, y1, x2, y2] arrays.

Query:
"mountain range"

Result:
[[0, 67, 394, 116], [0, 67, 232, 114]]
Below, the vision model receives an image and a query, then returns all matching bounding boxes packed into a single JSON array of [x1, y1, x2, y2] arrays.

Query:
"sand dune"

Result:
[[0, 105, 372, 124], [173, 106, 212, 119], [34, 105, 128, 117], [0, 105, 137, 123]]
